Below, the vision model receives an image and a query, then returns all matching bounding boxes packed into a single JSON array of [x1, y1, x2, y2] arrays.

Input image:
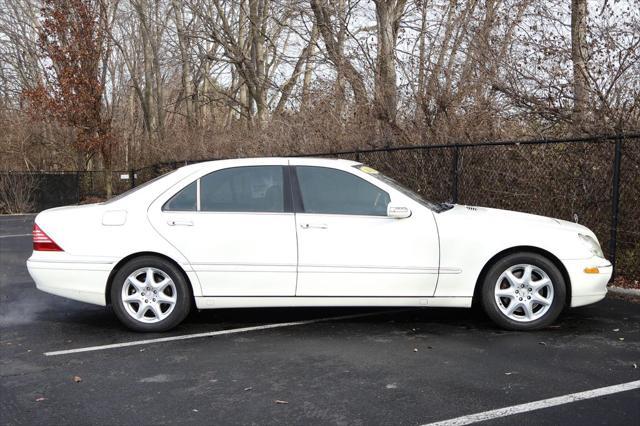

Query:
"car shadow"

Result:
[[25, 295, 630, 339]]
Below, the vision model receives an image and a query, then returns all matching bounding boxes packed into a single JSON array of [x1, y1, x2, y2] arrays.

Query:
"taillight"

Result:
[[33, 223, 63, 251]]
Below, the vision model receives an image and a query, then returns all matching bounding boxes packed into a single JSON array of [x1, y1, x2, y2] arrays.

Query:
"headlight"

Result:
[[578, 233, 604, 258]]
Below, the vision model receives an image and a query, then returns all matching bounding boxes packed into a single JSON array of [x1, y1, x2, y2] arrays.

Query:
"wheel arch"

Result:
[[105, 251, 195, 306], [472, 245, 572, 307]]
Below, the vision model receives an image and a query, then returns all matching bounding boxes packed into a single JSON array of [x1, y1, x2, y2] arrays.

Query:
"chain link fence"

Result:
[[295, 135, 638, 280], [2, 134, 638, 279]]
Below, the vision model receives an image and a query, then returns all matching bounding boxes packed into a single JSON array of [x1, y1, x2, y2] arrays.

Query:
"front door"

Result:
[[292, 164, 439, 297]]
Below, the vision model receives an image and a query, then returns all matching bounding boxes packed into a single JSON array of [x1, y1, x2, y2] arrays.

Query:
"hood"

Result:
[[446, 204, 594, 237]]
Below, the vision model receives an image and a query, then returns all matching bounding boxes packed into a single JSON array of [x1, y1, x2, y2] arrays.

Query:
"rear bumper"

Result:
[[27, 257, 112, 306], [563, 257, 612, 308]]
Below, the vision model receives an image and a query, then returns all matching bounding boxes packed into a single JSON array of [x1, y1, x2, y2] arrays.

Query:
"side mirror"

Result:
[[387, 204, 411, 219]]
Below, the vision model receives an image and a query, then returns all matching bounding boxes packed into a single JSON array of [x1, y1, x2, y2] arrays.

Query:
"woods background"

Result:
[[1, 0, 638, 173]]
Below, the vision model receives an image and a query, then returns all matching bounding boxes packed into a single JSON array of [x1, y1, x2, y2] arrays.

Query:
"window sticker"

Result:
[[358, 166, 379, 174]]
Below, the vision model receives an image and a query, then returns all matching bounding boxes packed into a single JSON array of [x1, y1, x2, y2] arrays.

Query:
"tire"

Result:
[[481, 252, 566, 331], [111, 256, 191, 332]]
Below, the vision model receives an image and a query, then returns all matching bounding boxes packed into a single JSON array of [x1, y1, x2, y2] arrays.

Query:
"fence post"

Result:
[[451, 146, 460, 203], [609, 136, 623, 281], [76, 171, 81, 204], [355, 149, 361, 162], [129, 169, 136, 189]]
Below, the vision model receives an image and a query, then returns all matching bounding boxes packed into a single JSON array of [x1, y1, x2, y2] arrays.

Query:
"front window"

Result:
[[353, 164, 441, 211], [295, 166, 390, 216]]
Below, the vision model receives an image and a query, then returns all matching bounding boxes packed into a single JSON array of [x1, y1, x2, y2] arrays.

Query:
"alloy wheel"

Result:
[[494, 264, 554, 322], [121, 267, 177, 323]]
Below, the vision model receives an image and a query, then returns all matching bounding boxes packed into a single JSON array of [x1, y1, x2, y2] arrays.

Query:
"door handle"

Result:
[[300, 223, 328, 229], [167, 219, 193, 226]]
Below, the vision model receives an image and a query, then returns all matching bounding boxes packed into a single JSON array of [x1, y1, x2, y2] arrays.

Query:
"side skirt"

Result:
[[194, 296, 472, 310]]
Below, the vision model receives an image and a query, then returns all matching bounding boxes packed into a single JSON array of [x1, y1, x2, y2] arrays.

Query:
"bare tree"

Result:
[[373, 0, 407, 145], [171, 0, 194, 125], [310, 0, 368, 111], [0, 0, 638, 171]]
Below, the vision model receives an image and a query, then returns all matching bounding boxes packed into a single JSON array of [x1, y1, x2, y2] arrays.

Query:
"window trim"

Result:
[[282, 166, 294, 213], [196, 178, 201, 211], [291, 165, 391, 217], [289, 166, 305, 212]]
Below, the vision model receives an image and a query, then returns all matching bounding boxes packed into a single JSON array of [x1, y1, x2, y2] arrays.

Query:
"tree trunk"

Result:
[[142, 32, 155, 139], [415, 0, 428, 142], [421, 0, 466, 138], [238, 0, 249, 121], [374, 0, 406, 146], [571, 0, 589, 128], [133, 0, 157, 142], [275, 38, 314, 114], [310, 0, 368, 111], [102, 147, 112, 199], [152, 25, 166, 142], [301, 25, 318, 109], [172, 0, 194, 126], [249, 0, 267, 126]]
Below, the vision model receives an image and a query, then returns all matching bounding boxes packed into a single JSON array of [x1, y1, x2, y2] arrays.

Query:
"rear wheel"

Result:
[[481, 252, 566, 331], [111, 256, 191, 332]]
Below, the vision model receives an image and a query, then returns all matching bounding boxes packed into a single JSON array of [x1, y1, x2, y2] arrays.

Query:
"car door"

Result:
[[148, 162, 297, 296], [292, 163, 440, 297]]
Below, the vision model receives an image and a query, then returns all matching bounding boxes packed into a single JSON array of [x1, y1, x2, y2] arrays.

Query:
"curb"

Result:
[[608, 286, 640, 297]]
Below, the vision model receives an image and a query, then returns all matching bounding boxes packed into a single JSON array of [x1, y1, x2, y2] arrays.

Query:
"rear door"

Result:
[[148, 161, 297, 296], [292, 163, 440, 297]]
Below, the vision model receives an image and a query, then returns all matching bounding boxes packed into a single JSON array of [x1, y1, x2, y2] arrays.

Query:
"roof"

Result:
[[187, 157, 361, 169]]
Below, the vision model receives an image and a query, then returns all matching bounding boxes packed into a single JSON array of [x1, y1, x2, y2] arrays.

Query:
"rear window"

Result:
[[163, 181, 197, 211], [200, 166, 284, 213], [103, 171, 176, 204]]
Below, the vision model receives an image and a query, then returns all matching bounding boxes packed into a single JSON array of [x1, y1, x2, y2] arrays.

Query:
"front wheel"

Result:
[[111, 256, 191, 332], [481, 252, 566, 331]]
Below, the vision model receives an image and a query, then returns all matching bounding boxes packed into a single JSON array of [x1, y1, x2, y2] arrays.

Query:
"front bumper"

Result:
[[562, 257, 612, 307]]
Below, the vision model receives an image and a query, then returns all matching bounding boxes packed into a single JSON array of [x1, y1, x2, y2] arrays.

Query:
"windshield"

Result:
[[353, 164, 450, 212]]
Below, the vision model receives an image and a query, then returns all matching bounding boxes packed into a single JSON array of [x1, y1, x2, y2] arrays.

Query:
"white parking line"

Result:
[[422, 380, 640, 426], [44, 309, 407, 356], [0, 233, 31, 238]]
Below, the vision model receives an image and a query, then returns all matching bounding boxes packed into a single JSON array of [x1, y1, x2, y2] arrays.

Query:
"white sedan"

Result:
[[27, 158, 612, 331]]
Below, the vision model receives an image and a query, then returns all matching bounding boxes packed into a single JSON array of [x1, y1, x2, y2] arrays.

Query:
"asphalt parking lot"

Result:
[[1, 215, 638, 425]]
